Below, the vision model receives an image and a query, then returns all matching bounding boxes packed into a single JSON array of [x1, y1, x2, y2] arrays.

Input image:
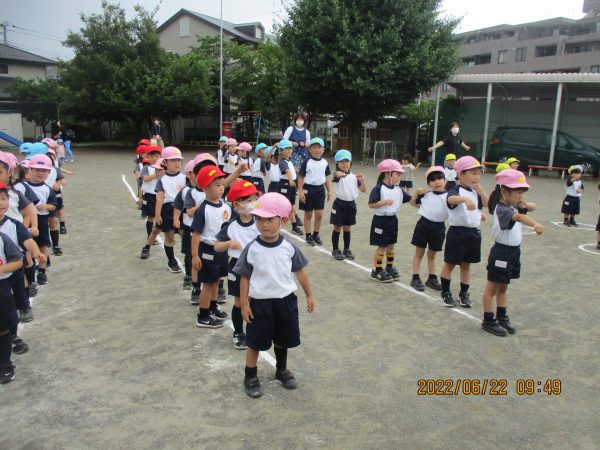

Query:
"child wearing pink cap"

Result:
[[368, 159, 411, 283], [233, 192, 315, 398], [173, 159, 197, 290], [483, 169, 543, 336], [439, 156, 488, 308], [236, 142, 254, 182], [408, 166, 448, 292]]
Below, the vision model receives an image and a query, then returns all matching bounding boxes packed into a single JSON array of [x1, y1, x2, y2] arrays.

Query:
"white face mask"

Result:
[[451, 127, 459, 136], [296, 120, 304, 127], [238, 201, 257, 215]]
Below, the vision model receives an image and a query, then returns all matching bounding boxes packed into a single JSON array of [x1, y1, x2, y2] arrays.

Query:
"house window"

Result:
[[535, 45, 557, 57], [516, 47, 527, 62], [591, 65, 600, 72], [498, 50, 508, 64], [338, 127, 348, 139], [0, 64, 7, 74], [179, 17, 190, 37]]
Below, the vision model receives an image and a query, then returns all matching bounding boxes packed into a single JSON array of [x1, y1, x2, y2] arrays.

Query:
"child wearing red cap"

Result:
[[215, 180, 260, 349], [191, 165, 232, 328], [483, 169, 543, 336], [26, 155, 57, 286], [440, 156, 489, 308], [234, 192, 315, 398]]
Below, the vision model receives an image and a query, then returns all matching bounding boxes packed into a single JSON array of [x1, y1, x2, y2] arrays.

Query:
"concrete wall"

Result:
[[0, 113, 24, 144], [159, 16, 233, 55], [0, 63, 47, 80], [459, 98, 600, 152]]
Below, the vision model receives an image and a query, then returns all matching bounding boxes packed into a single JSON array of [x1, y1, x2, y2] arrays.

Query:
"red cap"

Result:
[[0, 181, 9, 190], [138, 138, 151, 146], [146, 144, 162, 154], [136, 144, 149, 155], [227, 180, 258, 202], [196, 165, 226, 188]]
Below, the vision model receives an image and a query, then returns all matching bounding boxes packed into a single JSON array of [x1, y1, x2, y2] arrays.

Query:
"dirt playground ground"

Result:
[[1, 148, 599, 449]]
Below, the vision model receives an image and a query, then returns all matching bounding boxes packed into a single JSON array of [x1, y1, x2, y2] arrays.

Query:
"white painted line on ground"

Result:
[[551, 221, 595, 231], [121, 174, 277, 368], [281, 230, 480, 322], [578, 243, 600, 255]]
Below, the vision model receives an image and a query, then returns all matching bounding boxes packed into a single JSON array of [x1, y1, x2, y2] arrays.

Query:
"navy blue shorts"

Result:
[[54, 190, 64, 211], [180, 224, 191, 255], [370, 215, 398, 246], [10, 269, 29, 311], [278, 181, 297, 207], [155, 202, 175, 233], [267, 181, 280, 193], [561, 195, 580, 215], [443, 226, 481, 265], [252, 177, 265, 194], [0, 281, 18, 331], [299, 184, 325, 211], [34, 215, 51, 248], [197, 242, 228, 284], [411, 216, 446, 251], [596, 213, 600, 232], [486, 243, 521, 284], [227, 257, 240, 297], [142, 193, 156, 217], [399, 180, 413, 189], [330, 198, 357, 227], [245, 293, 300, 351]]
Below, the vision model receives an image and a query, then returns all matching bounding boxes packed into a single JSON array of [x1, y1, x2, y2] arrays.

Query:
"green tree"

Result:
[[278, 0, 461, 156]]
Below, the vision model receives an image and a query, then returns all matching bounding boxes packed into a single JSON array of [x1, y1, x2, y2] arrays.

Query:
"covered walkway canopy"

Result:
[[431, 73, 600, 167]]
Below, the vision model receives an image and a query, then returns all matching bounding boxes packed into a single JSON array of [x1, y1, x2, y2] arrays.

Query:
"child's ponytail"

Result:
[[488, 184, 502, 214]]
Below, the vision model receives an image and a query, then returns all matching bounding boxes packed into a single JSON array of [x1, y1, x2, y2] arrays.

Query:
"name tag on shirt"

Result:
[[494, 260, 508, 269]]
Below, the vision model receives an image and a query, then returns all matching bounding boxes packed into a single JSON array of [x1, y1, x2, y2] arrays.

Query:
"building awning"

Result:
[[446, 73, 600, 98]]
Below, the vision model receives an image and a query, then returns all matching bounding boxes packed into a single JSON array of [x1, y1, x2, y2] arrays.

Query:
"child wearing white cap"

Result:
[[561, 165, 584, 227]]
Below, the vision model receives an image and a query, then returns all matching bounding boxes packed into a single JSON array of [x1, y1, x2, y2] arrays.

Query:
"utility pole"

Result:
[[0, 22, 8, 44]]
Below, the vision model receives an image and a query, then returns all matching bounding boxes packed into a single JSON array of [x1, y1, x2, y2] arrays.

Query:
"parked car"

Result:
[[488, 127, 600, 176]]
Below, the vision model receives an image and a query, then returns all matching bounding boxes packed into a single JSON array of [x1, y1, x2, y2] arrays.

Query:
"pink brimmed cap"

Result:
[[377, 159, 404, 173], [193, 153, 217, 165], [251, 192, 292, 218], [226, 138, 238, 146], [495, 169, 530, 189], [236, 142, 252, 152], [151, 158, 165, 169], [455, 155, 482, 173], [161, 146, 183, 160], [41, 137, 57, 148], [18, 159, 30, 169], [184, 160, 196, 173], [426, 166, 445, 179], [29, 154, 53, 170], [0, 152, 17, 170]]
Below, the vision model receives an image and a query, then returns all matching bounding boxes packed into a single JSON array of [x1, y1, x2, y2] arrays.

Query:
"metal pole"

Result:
[[549, 82, 563, 168], [415, 94, 421, 162], [481, 82, 493, 164], [219, 0, 223, 135], [432, 84, 441, 165]]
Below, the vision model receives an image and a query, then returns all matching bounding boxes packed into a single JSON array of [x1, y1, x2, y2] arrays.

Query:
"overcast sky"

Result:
[[2, 0, 587, 61]]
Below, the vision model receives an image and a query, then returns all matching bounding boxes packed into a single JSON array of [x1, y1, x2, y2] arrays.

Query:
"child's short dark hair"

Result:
[[426, 171, 445, 184], [193, 161, 217, 176], [488, 184, 528, 214], [401, 154, 415, 164]]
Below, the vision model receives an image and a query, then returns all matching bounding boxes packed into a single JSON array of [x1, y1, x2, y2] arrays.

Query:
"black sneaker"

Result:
[[425, 276, 442, 291], [28, 282, 38, 298], [168, 260, 181, 273], [217, 287, 227, 304], [291, 225, 303, 235], [182, 276, 192, 290], [37, 272, 48, 285], [0, 364, 15, 384], [332, 249, 344, 261], [275, 369, 298, 389], [233, 332, 247, 350], [440, 291, 457, 308], [458, 291, 472, 308], [410, 278, 425, 292], [295, 215, 303, 227], [343, 249, 355, 260], [371, 269, 393, 283], [570, 219, 578, 227], [563, 219, 571, 227], [497, 316, 516, 334], [244, 376, 263, 398], [482, 320, 508, 336], [140, 246, 150, 259], [190, 289, 200, 305], [59, 224, 67, 234], [386, 266, 400, 281], [52, 246, 63, 256], [212, 306, 229, 319], [305, 235, 315, 247], [196, 314, 224, 329], [312, 234, 323, 246], [12, 336, 29, 354], [18, 308, 33, 323]]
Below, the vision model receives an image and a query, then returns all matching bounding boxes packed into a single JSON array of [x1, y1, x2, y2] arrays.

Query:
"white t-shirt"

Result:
[[368, 183, 411, 216], [446, 185, 482, 228], [333, 172, 361, 202], [492, 203, 522, 246], [215, 215, 259, 259], [416, 191, 448, 223]]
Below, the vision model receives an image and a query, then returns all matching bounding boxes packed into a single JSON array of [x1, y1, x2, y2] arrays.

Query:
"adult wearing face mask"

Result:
[[283, 112, 311, 171], [428, 122, 470, 166]]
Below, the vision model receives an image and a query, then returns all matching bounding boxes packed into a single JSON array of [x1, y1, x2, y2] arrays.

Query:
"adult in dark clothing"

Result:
[[53, 121, 75, 162], [151, 118, 165, 148], [428, 122, 471, 166]]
